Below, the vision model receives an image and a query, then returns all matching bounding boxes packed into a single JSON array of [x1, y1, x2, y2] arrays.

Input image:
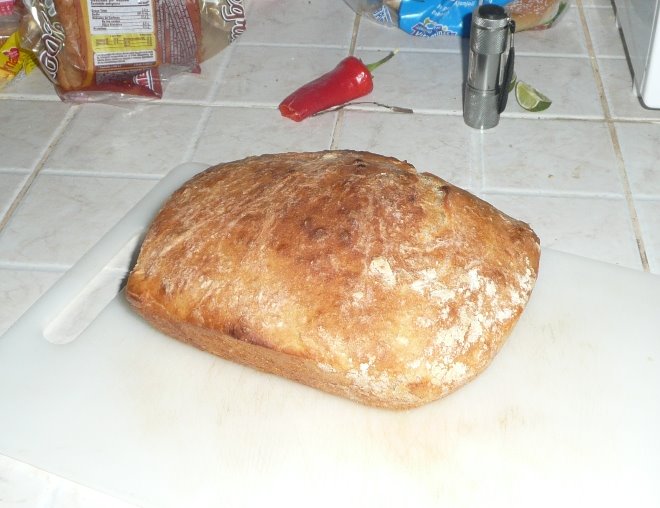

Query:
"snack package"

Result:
[[1, 30, 37, 89], [19, 0, 246, 102], [1, 1, 38, 89], [344, 0, 568, 37]]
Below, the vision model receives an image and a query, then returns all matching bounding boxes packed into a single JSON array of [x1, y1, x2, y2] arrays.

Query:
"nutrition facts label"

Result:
[[86, 0, 156, 68], [87, 0, 154, 35]]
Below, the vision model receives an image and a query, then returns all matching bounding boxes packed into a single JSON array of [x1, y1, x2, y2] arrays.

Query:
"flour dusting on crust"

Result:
[[126, 151, 541, 409]]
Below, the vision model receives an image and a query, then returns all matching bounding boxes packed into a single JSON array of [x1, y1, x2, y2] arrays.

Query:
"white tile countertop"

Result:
[[1, 0, 659, 505]]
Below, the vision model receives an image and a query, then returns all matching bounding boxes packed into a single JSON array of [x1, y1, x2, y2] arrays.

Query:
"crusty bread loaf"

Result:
[[126, 151, 540, 409], [48, 0, 203, 94]]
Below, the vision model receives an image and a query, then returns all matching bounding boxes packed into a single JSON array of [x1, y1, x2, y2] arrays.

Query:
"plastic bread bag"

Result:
[[18, 0, 246, 102], [344, 0, 569, 37]]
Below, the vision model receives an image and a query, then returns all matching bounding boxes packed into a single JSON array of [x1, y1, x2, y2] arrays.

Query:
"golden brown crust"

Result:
[[506, 0, 563, 32], [126, 151, 540, 409]]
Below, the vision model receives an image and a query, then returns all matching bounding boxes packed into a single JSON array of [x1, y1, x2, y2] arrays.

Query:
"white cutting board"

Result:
[[1, 163, 659, 508]]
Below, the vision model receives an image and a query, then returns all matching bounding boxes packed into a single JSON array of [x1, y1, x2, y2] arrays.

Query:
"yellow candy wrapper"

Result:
[[0, 31, 37, 89]]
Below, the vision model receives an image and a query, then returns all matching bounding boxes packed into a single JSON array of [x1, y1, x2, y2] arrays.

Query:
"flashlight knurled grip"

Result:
[[470, 23, 510, 55], [463, 4, 514, 130]]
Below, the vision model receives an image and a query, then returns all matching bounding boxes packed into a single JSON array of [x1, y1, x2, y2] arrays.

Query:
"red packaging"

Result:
[[20, 0, 246, 101]]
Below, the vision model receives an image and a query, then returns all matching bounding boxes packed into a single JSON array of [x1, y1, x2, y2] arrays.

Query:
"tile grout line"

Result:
[[181, 40, 240, 162], [0, 95, 63, 102], [330, 13, 362, 150], [183, 107, 213, 163], [576, 0, 650, 271], [195, 99, 658, 123], [184, 100, 657, 123], [159, 100, 660, 123], [0, 168, 32, 176], [238, 42, 351, 50], [235, 41, 623, 60], [0, 105, 80, 234], [39, 169, 166, 180], [203, 38, 239, 103]]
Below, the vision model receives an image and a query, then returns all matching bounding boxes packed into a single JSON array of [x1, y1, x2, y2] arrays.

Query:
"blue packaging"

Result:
[[398, 0, 512, 37]]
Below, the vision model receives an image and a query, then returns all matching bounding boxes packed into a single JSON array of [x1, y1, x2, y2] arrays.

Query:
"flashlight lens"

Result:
[[478, 4, 507, 20]]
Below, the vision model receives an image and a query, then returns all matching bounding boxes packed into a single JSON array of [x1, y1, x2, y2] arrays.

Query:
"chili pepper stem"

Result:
[[365, 49, 398, 73]]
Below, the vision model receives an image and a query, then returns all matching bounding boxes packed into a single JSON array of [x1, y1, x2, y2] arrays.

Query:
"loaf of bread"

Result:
[[41, 0, 203, 95], [126, 151, 540, 409]]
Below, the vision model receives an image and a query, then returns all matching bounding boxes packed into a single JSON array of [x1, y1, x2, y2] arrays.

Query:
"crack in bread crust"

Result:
[[126, 150, 541, 409]]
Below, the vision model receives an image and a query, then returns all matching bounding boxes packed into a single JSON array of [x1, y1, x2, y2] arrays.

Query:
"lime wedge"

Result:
[[508, 72, 517, 93], [515, 81, 552, 112]]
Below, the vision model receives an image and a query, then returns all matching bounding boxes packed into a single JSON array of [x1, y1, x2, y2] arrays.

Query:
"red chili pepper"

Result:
[[279, 51, 396, 122]]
